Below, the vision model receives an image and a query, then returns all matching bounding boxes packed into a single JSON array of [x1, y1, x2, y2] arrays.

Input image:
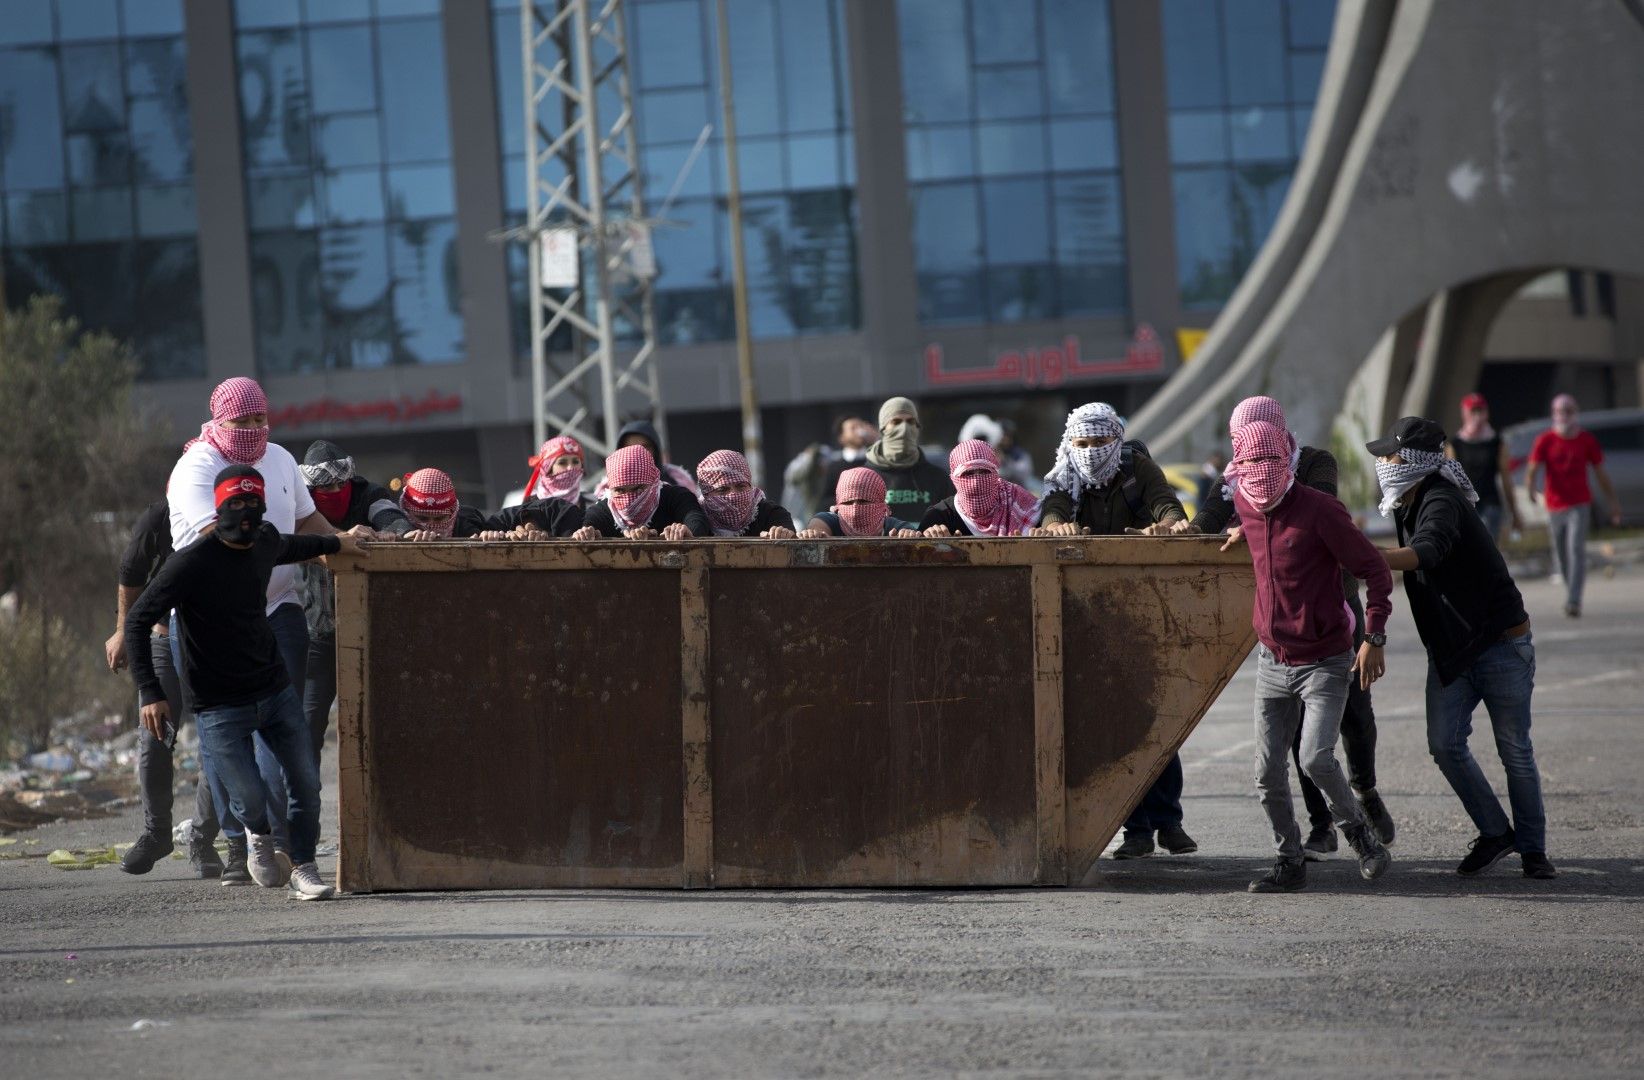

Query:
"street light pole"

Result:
[[713, 0, 764, 487]]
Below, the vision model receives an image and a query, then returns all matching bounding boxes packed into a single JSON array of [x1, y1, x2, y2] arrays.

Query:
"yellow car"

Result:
[[1159, 462, 1206, 521]]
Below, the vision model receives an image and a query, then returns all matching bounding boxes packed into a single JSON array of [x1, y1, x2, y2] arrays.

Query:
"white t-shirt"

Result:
[[168, 440, 317, 614]]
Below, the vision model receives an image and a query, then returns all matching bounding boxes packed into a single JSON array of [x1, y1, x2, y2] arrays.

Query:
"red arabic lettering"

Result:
[[923, 327, 1165, 389], [268, 389, 464, 429]]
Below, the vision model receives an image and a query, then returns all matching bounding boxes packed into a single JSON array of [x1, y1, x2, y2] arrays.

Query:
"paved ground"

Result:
[[3, 568, 1641, 1078]]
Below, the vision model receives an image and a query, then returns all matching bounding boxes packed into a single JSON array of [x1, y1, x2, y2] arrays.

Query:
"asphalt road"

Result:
[[2, 569, 1641, 1079]]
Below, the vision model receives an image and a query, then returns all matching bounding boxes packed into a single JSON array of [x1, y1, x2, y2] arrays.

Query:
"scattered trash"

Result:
[[65, 953, 77, 960], [46, 847, 121, 870], [129, 1019, 172, 1032], [0, 837, 16, 846], [5, 721, 203, 835], [26, 751, 76, 773], [65, 978, 75, 985], [315, 841, 340, 857], [172, 818, 195, 845]]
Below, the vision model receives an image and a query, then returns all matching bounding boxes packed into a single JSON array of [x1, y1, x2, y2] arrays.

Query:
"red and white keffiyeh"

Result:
[[696, 449, 762, 536], [185, 377, 270, 464], [526, 434, 585, 503], [1223, 396, 1299, 497], [605, 444, 662, 530], [949, 439, 1039, 536], [1229, 421, 1295, 511], [401, 467, 460, 536], [833, 467, 889, 537]]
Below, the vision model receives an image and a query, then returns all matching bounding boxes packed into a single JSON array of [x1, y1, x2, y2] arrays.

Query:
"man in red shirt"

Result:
[[1526, 394, 1622, 617]]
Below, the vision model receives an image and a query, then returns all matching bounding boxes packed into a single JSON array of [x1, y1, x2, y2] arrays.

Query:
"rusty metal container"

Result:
[[332, 538, 1254, 891]]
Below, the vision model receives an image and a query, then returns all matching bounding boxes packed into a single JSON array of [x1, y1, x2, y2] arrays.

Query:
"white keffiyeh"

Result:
[[1043, 403, 1125, 504]]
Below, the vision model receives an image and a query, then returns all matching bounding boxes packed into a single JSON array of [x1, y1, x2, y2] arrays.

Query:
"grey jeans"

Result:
[[1254, 647, 1367, 860], [1548, 505, 1589, 607], [136, 631, 218, 840]]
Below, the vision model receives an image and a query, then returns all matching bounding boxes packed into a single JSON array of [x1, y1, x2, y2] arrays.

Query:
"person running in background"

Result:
[[127, 466, 362, 900], [801, 467, 922, 538], [298, 441, 411, 762], [920, 439, 1040, 537], [575, 445, 711, 539], [697, 450, 797, 538], [1447, 393, 1521, 543], [1230, 418, 1393, 893], [1180, 396, 1395, 858], [1369, 417, 1554, 880], [785, 415, 874, 522], [522, 434, 595, 510], [105, 498, 222, 879], [1031, 403, 1185, 538], [831, 397, 952, 523], [1527, 394, 1623, 617]]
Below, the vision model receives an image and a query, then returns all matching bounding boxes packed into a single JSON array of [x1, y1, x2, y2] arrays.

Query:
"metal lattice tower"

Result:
[[521, 0, 665, 458]]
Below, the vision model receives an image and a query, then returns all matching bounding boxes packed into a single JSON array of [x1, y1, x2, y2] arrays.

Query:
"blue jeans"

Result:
[[194, 684, 321, 865], [173, 603, 308, 845], [1425, 634, 1546, 853], [1123, 754, 1184, 833]]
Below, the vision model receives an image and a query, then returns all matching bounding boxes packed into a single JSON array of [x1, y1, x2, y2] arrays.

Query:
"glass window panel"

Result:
[[1043, 0, 1113, 115], [249, 230, 324, 375], [6, 191, 69, 244], [1287, 0, 1335, 48], [386, 163, 454, 219], [970, 0, 1037, 65], [976, 122, 1045, 177], [1053, 173, 1126, 316], [136, 182, 196, 236], [736, 137, 785, 193], [308, 25, 377, 115], [1229, 105, 1290, 161], [390, 217, 463, 363], [1223, 0, 1287, 105], [1162, 0, 1225, 109], [1048, 117, 1117, 172], [896, 0, 971, 124], [1169, 110, 1227, 164], [641, 88, 711, 143], [119, 0, 181, 36], [0, 1, 54, 44], [492, 8, 523, 156], [319, 224, 393, 368], [726, 0, 780, 137], [247, 172, 317, 229], [238, 31, 311, 169], [1232, 160, 1293, 257], [0, 48, 65, 190], [60, 43, 125, 135], [71, 187, 134, 241], [304, 0, 372, 22], [66, 132, 132, 186], [653, 198, 728, 344], [130, 239, 205, 378], [1289, 50, 1326, 102], [235, 0, 301, 30], [501, 152, 527, 214], [910, 182, 983, 323], [321, 167, 385, 224], [645, 142, 714, 202], [635, 1, 705, 90], [785, 188, 858, 333], [780, 0, 842, 133], [981, 176, 1049, 266], [124, 37, 185, 97], [378, 18, 450, 163], [127, 99, 189, 181], [375, 0, 441, 17], [1290, 105, 1313, 151], [57, 0, 121, 41], [314, 112, 382, 169], [904, 125, 975, 183], [975, 66, 1044, 122], [786, 134, 846, 191], [1173, 166, 1239, 308], [733, 195, 796, 339]]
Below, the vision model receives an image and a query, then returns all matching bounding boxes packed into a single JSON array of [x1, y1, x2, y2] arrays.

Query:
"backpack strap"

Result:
[[1118, 446, 1145, 518]]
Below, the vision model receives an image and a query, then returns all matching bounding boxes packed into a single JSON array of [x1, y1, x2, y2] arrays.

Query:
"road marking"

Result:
[[1184, 738, 1254, 772]]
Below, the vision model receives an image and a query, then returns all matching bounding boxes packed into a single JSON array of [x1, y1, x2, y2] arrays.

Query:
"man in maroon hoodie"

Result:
[[1228, 418, 1395, 893]]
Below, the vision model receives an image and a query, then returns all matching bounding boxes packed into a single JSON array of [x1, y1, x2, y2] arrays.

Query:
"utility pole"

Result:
[[713, 0, 764, 487], [520, 0, 665, 459]]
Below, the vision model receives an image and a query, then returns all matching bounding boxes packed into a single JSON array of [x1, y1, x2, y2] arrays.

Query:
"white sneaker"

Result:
[[287, 862, 335, 901], [247, 833, 291, 887]]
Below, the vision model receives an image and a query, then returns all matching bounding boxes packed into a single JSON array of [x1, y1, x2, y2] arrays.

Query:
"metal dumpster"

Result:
[[331, 537, 1255, 891]]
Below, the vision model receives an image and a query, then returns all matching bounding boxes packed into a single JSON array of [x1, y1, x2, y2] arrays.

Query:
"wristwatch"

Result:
[[1365, 633, 1387, 648]]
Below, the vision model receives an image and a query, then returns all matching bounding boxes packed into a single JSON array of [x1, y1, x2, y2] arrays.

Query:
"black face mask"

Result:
[[215, 500, 266, 544]]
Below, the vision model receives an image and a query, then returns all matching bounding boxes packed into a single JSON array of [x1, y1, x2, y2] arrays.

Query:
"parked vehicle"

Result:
[[1504, 407, 1644, 527]]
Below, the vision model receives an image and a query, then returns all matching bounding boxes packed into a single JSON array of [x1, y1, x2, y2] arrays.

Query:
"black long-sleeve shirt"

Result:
[[723, 499, 794, 537], [582, 484, 711, 537], [118, 499, 173, 589], [475, 496, 586, 536], [126, 526, 339, 711]]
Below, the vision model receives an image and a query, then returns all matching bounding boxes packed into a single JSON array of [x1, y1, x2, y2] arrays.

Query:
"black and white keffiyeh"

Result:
[[1043, 403, 1125, 504], [1374, 446, 1478, 517]]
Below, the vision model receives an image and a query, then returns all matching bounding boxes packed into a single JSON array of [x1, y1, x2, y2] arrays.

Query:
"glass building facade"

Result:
[[1163, 0, 1335, 309], [0, 0, 202, 379], [897, 0, 1127, 327], [234, 0, 464, 374]]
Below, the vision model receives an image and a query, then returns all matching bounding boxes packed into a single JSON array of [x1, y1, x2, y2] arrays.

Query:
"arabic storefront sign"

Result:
[[269, 389, 464, 429], [923, 326, 1165, 389]]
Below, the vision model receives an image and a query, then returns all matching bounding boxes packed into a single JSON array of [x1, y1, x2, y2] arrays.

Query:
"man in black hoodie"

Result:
[[1368, 417, 1554, 880]]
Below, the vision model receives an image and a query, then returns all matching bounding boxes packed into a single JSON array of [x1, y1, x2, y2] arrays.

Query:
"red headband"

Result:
[[214, 474, 265, 508]]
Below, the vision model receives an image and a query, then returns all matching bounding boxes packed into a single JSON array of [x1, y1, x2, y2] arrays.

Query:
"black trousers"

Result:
[[1122, 753, 1184, 833], [303, 634, 337, 765], [137, 632, 219, 840]]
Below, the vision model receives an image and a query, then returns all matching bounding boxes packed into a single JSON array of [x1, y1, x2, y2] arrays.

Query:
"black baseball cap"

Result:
[[1366, 416, 1446, 457]]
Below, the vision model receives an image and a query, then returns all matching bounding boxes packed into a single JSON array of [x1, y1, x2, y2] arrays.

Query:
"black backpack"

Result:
[[1118, 438, 1150, 518]]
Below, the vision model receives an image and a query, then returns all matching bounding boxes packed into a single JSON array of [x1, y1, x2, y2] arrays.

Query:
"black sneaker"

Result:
[[1457, 830, 1516, 876], [1357, 789, 1396, 846], [1344, 823, 1390, 880], [1302, 824, 1337, 861], [220, 837, 252, 887], [1564, 602, 1581, 618], [1521, 852, 1558, 879], [1156, 824, 1198, 855], [1111, 831, 1155, 860], [119, 831, 174, 875], [189, 835, 224, 879], [1248, 857, 1307, 893]]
